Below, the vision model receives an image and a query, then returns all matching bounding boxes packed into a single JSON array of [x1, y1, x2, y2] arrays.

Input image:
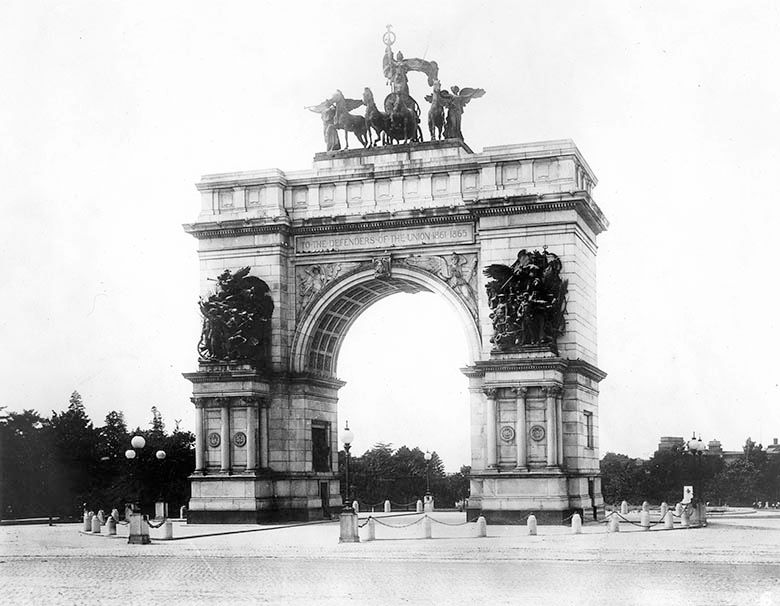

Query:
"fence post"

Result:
[[620, 501, 628, 514], [352, 501, 359, 514], [571, 513, 582, 534], [91, 515, 101, 533], [367, 517, 376, 541], [675, 502, 683, 517], [527, 514, 537, 536], [106, 517, 117, 536], [663, 510, 674, 529], [422, 515, 432, 539], [162, 519, 173, 540], [659, 502, 668, 519], [608, 512, 620, 533], [339, 510, 360, 543], [416, 500, 423, 513], [476, 516, 487, 538], [640, 510, 650, 530], [384, 500, 391, 513], [680, 508, 690, 528]]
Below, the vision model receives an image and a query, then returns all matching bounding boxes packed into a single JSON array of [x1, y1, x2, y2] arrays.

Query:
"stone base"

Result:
[[188, 473, 341, 524]]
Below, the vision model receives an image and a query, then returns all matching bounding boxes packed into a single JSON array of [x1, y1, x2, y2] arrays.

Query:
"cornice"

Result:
[[182, 192, 607, 240], [461, 357, 607, 383]]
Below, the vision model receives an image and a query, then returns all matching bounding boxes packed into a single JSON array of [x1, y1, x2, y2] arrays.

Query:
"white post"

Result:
[[83, 512, 92, 532], [416, 500, 423, 513], [105, 517, 116, 535], [681, 509, 690, 528], [675, 502, 683, 517], [366, 517, 376, 541], [608, 512, 620, 533], [422, 515, 432, 539], [476, 516, 487, 537], [384, 500, 391, 513], [91, 515, 101, 533], [659, 502, 668, 519], [663, 510, 674, 529], [162, 520, 173, 540], [527, 514, 537, 536], [620, 501, 628, 514], [352, 501, 359, 514], [571, 513, 582, 534], [338, 511, 359, 543], [642, 501, 649, 512], [640, 510, 650, 530]]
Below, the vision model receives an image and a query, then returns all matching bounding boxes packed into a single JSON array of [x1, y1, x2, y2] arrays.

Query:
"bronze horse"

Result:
[[387, 94, 421, 145], [424, 81, 445, 141], [330, 90, 368, 149], [363, 88, 389, 147]]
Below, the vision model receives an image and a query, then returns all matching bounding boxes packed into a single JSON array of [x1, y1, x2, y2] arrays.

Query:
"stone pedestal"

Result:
[[127, 513, 151, 545]]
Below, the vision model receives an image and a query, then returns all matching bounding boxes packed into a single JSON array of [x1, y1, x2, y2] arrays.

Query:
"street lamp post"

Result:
[[341, 422, 355, 512], [124, 435, 167, 544], [338, 422, 359, 543], [686, 433, 706, 526], [424, 450, 432, 495]]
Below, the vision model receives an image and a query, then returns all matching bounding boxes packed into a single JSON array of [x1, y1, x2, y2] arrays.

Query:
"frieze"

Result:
[[295, 223, 474, 254], [400, 251, 478, 318]]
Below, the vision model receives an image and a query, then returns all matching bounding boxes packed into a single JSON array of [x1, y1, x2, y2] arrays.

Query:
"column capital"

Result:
[[542, 385, 562, 397], [512, 386, 528, 398], [215, 396, 231, 407], [483, 387, 498, 399], [242, 396, 262, 406], [190, 397, 208, 408]]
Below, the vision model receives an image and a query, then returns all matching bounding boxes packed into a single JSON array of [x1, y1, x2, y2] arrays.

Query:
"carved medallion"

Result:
[[500, 425, 515, 442], [207, 432, 221, 448], [233, 432, 247, 447], [373, 255, 391, 279], [530, 425, 546, 442]]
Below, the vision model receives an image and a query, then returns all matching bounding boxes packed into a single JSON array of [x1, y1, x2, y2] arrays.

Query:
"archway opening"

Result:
[[336, 291, 471, 472]]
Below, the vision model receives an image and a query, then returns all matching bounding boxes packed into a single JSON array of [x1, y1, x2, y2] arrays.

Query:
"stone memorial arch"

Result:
[[182, 29, 608, 524]]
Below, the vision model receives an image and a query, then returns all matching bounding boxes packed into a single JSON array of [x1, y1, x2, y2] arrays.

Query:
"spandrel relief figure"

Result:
[[483, 247, 567, 350]]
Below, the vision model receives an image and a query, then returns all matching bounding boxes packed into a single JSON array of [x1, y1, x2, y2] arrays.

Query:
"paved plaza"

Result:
[[1, 511, 779, 605]]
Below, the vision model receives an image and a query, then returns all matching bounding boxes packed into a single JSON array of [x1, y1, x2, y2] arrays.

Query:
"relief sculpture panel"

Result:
[[400, 252, 478, 319]]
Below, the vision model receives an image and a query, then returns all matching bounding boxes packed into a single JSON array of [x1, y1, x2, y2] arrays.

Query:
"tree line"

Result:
[[600, 438, 780, 506], [0, 391, 195, 520], [339, 443, 470, 509]]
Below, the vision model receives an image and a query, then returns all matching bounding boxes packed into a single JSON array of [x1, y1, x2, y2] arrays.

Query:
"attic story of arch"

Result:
[[306, 26, 486, 150]]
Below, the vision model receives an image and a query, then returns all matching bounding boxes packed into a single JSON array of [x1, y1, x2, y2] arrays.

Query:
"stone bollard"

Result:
[[416, 500, 423, 513], [106, 517, 117, 536], [659, 502, 668, 519], [681, 509, 690, 528], [675, 503, 683, 517], [352, 501, 359, 514], [527, 514, 537, 536], [366, 517, 376, 541], [83, 512, 92, 532], [97, 510, 106, 525], [640, 510, 650, 530], [699, 503, 707, 527], [384, 500, 391, 513], [423, 494, 434, 513], [476, 516, 487, 538], [620, 501, 628, 515], [641, 501, 649, 512], [180, 506, 187, 519], [571, 513, 582, 534], [663, 510, 674, 530], [339, 510, 359, 543], [608, 512, 620, 533], [91, 514, 101, 533], [690, 504, 700, 526], [111, 509, 120, 522], [422, 515, 432, 539], [162, 519, 173, 540]]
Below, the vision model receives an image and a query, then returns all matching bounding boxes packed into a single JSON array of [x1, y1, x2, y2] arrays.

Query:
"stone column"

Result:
[[192, 398, 206, 474], [244, 398, 257, 473], [544, 386, 560, 467], [484, 388, 498, 468], [259, 399, 269, 468], [556, 390, 564, 468], [514, 387, 528, 470], [218, 398, 231, 473]]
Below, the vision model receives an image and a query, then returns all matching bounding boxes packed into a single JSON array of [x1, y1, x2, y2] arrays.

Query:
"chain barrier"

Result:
[[369, 515, 425, 529], [146, 518, 168, 529], [428, 517, 473, 527], [389, 501, 419, 508]]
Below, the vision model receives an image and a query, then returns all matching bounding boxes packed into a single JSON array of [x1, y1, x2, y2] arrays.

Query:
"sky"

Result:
[[2, 1, 780, 470]]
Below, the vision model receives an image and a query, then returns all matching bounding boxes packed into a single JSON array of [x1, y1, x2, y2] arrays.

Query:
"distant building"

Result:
[[656, 436, 779, 464]]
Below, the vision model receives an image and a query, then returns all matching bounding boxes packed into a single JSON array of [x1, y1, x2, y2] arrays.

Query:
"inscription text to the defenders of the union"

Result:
[[295, 224, 475, 253]]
